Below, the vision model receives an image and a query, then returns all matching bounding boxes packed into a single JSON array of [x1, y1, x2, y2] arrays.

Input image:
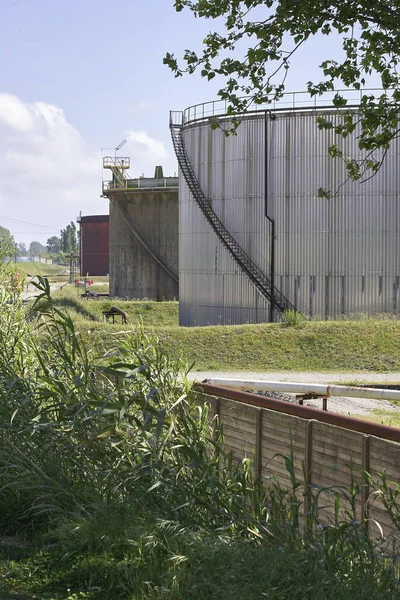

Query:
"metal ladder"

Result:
[[103, 156, 130, 189], [110, 167, 127, 188], [170, 115, 296, 314]]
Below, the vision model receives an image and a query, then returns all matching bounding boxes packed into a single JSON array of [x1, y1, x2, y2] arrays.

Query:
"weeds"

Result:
[[0, 278, 398, 598], [282, 308, 307, 328]]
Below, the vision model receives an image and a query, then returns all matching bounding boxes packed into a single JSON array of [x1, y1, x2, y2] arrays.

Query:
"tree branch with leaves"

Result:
[[164, 0, 400, 195]]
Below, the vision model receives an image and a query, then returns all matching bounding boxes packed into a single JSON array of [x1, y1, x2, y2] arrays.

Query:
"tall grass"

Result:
[[0, 277, 399, 598]]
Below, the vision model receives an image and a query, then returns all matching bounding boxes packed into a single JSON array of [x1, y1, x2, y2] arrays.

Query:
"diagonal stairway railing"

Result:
[[110, 167, 127, 188], [169, 112, 296, 314]]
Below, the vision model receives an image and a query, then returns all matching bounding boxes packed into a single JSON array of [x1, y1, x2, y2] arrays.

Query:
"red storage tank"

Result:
[[79, 215, 109, 276]]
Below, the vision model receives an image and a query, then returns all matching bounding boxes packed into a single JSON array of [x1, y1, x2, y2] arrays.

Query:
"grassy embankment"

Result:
[[17, 264, 110, 288], [1, 278, 399, 599], [29, 285, 400, 428], [16, 262, 67, 278], [45, 286, 400, 373], [87, 319, 400, 427]]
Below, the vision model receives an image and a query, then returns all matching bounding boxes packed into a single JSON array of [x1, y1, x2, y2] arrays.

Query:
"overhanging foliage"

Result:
[[165, 0, 400, 194]]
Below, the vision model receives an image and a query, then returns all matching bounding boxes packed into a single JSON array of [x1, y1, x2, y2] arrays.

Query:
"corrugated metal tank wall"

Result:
[[180, 116, 271, 325], [179, 110, 400, 326]]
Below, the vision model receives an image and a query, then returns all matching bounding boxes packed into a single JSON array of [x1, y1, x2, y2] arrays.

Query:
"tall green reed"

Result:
[[0, 277, 398, 599]]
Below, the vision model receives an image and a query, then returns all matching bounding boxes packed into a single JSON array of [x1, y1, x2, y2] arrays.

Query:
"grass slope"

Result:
[[51, 296, 179, 328], [159, 320, 400, 372], [76, 320, 400, 373], [17, 262, 66, 277], [32, 289, 400, 372]]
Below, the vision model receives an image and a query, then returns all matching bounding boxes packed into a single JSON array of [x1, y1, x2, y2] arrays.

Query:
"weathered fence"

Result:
[[31, 256, 53, 264], [196, 384, 400, 539]]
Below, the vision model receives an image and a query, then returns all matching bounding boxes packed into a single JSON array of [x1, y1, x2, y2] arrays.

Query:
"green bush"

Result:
[[282, 308, 307, 328]]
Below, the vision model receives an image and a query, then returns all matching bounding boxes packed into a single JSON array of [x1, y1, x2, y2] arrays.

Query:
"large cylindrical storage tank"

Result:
[[177, 103, 400, 326]]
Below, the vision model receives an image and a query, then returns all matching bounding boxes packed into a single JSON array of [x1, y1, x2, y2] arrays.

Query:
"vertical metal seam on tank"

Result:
[[265, 111, 275, 322]]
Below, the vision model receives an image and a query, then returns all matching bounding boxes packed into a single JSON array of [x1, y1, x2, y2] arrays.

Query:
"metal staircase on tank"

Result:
[[169, 112, 296, 315], [103, 156, 130, 188]]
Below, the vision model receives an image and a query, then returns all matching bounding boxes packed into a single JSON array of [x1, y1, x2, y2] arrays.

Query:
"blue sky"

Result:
[[0, 0, 379, 245]]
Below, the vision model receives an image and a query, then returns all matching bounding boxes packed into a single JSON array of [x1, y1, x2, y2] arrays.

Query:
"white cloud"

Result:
[[0, 94, 102, 244], [0, 93, 35, 132], [125, 130, 170, 177], [0, 94, 176, 245]]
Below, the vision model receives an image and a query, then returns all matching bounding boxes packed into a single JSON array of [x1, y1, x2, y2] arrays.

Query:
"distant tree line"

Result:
[[46, 222, 79, 255], [0, 221, 79, 263]]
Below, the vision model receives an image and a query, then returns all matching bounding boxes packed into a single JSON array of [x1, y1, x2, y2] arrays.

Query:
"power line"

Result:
[[0, 215, 64, 229]]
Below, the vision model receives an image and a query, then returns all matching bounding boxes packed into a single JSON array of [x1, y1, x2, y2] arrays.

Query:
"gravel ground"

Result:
[[256, 391, 400, 416], [190, 371, 400, 385], [189, 371, 400, 416]]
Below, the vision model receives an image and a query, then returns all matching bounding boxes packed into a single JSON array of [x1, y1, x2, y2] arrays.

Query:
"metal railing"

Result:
[[102, 178, 178, 193], [179, 88, 389, 126], [103, 156, 130, 169]]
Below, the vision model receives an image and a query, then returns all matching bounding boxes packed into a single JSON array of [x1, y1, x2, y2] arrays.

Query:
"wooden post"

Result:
[[215, 396, 221, 423], [361, 435, 370, 534], [255, 408, 263, 481], [213, 396, 221, 461], [303, 419, 314, 531]]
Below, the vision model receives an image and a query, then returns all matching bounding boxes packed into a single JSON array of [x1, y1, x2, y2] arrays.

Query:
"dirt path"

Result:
[[188, 371, 400, 416], [21, 281, 66, 302]]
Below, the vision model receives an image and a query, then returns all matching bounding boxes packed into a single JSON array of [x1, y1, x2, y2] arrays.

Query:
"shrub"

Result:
[[282, 309, 307, 328]]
